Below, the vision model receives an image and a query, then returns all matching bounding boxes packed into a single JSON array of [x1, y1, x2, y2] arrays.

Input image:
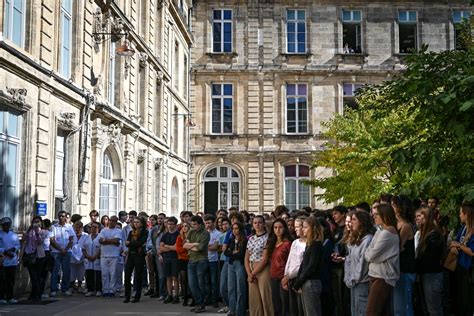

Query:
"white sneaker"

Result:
[[8, 299, 17, 304], [0, 299, 7, 305], [218, 306, 229, 313], [85, 292, 93, 297], [64, 290, 73, 296], [50, 291, 57, 297], [40, 294, 49, 300], [95, 291, 102, 297]]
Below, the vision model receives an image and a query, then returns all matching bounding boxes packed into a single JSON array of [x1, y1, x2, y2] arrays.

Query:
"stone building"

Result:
[[189, 0, 472, 214], [0, 0, 192, 228]]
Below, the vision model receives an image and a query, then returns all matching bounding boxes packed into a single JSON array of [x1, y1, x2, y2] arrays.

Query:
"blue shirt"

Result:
[[456, 225, 474, 269]]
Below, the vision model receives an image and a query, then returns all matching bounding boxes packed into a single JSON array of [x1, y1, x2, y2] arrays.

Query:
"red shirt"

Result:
[[175, 235, 189, 260], [270, 241, 292, 280]]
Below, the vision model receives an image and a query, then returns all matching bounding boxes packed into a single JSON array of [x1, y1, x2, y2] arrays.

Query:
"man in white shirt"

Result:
[[99, 215, 122, 297], [0, 217, 20, 304], [50, 211, 75, 297]]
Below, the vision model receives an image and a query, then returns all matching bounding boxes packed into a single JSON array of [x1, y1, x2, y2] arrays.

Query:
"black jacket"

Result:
[[293, 240, 323, 290]]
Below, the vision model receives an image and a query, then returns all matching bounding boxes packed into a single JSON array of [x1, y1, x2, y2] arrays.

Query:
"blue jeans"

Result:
[[421, 273, 443, 316], [351, 282, 369, 316], [301, 279, 322, 316], [394, 272, 415, 316], [156, 257, 167, 297], [206, 261, 219, 304], [188, 260, 209, 306], [220, 262, 229, 306], [227, 261, 247, 316], [51, 252, 71, 292]]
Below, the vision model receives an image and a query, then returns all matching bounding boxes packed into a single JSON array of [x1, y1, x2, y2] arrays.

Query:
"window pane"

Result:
[[287, 43, 295, 53], [231, 181, 239, 193], [0, 141, 3, 184], [205, 167, 217, 178], [297, 43, 305, 53], [7, 143, 18, 185], [297, 84, 307, 95], [212, 98, 221, 110], [12, 1, 23, 46], [223, 120, 232, 133], [223, 84, 233, 95], [223, 43, 232, 52], [298, 98, 307, 111], [287, 84, 296, 96], [223, 23, 232, 42], [62, 0, 73, 13], [408, 11, 416, 22], [398, 11, 407, 22], [213, 23, 221, 42], [220, 167, 228, 178], [7, 112, 19, 137], [342, 10, 351, 21], [297, 32, 305, 43], [287, 33, 295, 44], [297, 10, 305, 20], [212, 84, 221, 96], [212, 122, 221, 133], [223, 10, 232, 20], [453, 11, 462, 23], [343, 83, 353, 96], [287, 10, 295, 20], [285, 165, 296, 177], [299, 165, 309, 177], [287, 22, 295, 33], [353, 10, 361, 21], [213, 10, 221, 20], [231, 170, 239, 178], [110, 184, 118, 198], [223, 98, 232, 109], [220, 182, 228, 206]]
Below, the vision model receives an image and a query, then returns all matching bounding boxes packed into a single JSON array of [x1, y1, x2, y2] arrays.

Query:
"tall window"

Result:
[[154, 77, 162, 137], [174, 42, 179, 90], [203, 166, 240, 212], [0, 110, 21, 225], [211, 83, 233, 134], [342, 10, 362, 53], [3, 0, 25, 47], [453, 10, 471, 50], [398, 10, 417, 54], [172, 107, 179, 154], [59, 0, 73, 78], [99, 152, 118, 217], [284, 165, 310, 211], [183, 55, 188, 99], [108, 41, 116, 105], [54, 133, 66, 198], [287, 10, 306, 53], [212, 9, 232, 53], [154, 163, 161, 212], [136, 159, 145, 211], [286, 83, 308, 134], [171, 177, 179, 214], [343, 83, 363, 111]]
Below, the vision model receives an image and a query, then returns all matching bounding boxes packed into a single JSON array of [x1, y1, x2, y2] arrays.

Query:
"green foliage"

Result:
[[309, 48, 474, 215]]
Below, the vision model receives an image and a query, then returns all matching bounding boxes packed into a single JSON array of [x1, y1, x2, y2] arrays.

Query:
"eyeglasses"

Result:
[[59, 215, 66, 218]]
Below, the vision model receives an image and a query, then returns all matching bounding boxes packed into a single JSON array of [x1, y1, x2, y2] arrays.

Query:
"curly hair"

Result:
[[348, 211, 374, 246]]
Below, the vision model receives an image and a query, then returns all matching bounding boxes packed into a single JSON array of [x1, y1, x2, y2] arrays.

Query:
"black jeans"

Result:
[[0, 266, 16, 300], [40, 251, 53, 294], [454, 265, 473, 316], [125, 254, 146, 300], [288, 279, 304, 316], [27, 257, 46, 300], [85, 269, 102, 292], [271, 277, 290, 316]]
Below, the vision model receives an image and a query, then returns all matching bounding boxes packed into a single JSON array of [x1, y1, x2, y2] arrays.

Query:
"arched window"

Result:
[[99, 151, 118, 217], [203, 166, 240, 213], [171, 177, 179, 214], [284, 164, 310, 211]]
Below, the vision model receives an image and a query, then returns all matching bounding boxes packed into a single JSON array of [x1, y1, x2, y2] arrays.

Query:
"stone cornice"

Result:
[[0, 88, 31, 112]]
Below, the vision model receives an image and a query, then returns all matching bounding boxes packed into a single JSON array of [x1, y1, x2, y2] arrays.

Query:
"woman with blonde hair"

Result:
[[293, 216, 324, 316]]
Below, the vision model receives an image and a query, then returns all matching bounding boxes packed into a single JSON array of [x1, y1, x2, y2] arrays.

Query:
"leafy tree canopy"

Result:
[[309, 47, 474, 215]]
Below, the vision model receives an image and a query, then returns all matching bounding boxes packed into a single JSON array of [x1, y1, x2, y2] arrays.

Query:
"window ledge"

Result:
[[280, 52, 312, 58], [284, 133, 312, 139], [206, 52, 238, 57], [206, 133, 238, 139], [336, 53, 368, 64]]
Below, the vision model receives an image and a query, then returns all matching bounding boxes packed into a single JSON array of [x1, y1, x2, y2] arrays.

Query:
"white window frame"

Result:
[[210, 83, 233, 135], [284, 164, 310, 211], [286, 9, 307, 54], [59, 0, 73, 78], [341, 9, 362, 54], [342, 83, 363, 113], [397, 10, 418, 54], [54, 134, 66, 198], [203, 166, 240, 211], [285, 83, 308, 134], [99, 152, 119, 217], [108, 41, 116, 105], [3, 0, 26, 48], [171, 177, 179, 215], [174, 41, 180, 90], [0, 110, 22, 226], [212, 9, 233, 53]]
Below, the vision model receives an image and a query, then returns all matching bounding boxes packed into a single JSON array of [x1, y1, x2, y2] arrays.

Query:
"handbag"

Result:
[[443, 249, 457, 272], [22, 252, 37, 267]]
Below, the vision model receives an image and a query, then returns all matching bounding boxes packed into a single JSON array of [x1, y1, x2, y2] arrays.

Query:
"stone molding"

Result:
[[0, 88, 31, 112], [58, 112, 78, 130]]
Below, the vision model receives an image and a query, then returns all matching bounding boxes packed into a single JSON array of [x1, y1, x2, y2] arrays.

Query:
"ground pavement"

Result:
[[0, 295, 222, 316]]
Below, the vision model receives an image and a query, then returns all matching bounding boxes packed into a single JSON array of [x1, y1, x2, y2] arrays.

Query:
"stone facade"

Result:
[[189, 0, 472, 214], [0, 0, 192, 229]]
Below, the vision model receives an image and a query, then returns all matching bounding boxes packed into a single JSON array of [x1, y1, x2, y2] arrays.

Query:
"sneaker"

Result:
[[41, 294, 49, 300], [64, 290, 73, 296], [85, 292, 94, 297], [157, 296, 165, 301], [163, 296, 173, 304], [50, 291, 57, 297], [8, 299, 18, 304], [194, 306, 206, 313], [0, 300, 7, 305], [95, 291, 102, 297], [218, 307, 229, 313]]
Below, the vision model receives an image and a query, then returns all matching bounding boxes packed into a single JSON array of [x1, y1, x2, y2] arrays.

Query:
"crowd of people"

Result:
[[0, 195, 473, 316]]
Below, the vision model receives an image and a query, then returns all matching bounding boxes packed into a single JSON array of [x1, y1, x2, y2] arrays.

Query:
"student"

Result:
[[84, 222, 102, 297], [160, 216, 180, 304], [293, 216, 324, 316], [282, 217, 306, 316], [450, 201, 474, 316], [415, 206, 444, 316], [245, 215, 274, 316], [50, 211, 75, 297], [204, 214, 221, 307], [344, 211, 374, 316], [99, 216, 122, 297], [123, 216, 148, 303], [84, 210, 103, 234], [365, 204, 400, 316], [184, 215, 210, 313], [331, 205, 349, 316], [224, 222, 248, 316], [218, 217, 231, 313], [70, 221, 90, 293], [267, 218, 292, 316], [175, 221, 191, 306]]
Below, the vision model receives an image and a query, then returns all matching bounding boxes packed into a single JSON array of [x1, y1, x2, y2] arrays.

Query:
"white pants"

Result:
[[115, 262, 124, 291], [101, 257, 118, 294]]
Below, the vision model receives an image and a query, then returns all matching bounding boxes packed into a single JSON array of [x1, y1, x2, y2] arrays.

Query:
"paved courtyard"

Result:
[[0, 296, 222, 316]]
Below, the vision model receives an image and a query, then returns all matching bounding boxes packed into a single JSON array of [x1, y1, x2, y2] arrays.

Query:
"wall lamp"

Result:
[[92, 31, 135, 57]]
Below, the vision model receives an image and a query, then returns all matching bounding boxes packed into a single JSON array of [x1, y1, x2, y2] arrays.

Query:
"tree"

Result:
[[309, 47, 474, 214]]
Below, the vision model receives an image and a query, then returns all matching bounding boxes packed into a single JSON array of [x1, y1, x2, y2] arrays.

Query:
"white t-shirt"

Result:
[[51, 224, 75, 253], [85, 234, 102, 270], [208, 229, 221, 262], [43, 230, 53, 251], [99, 228, 122, 258], [71, 232, 91, 263], [284, 239, 307, 280]]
